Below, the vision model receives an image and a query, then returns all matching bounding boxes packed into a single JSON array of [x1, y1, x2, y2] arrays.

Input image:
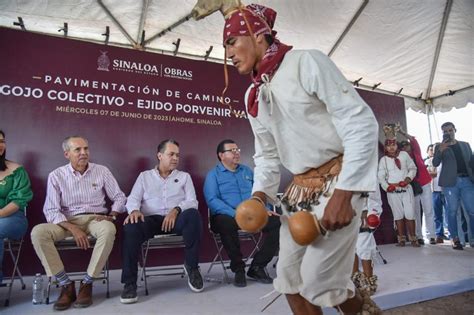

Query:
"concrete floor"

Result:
[[1, 242, 473, 315]]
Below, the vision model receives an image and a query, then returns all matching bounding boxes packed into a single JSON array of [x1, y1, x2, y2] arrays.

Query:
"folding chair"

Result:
[[45, 236, 110, 304], [2, 235, 26, 306], [1, 208, 27, 307], [140, 234, 186, 295], [204, 209, 262, 284]]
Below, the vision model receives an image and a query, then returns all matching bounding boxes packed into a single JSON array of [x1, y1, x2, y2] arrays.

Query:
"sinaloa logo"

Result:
[[163, 67, 193, 80], [112, 59, 160, 75], [96, 51, 193, 80], [97, 51, 110, 71]]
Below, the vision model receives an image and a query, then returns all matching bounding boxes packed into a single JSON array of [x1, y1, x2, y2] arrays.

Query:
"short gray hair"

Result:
[[62, 136, 87, 151]]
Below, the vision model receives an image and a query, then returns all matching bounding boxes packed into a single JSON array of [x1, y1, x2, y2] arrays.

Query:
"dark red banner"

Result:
[[0, 27, 405, 274]]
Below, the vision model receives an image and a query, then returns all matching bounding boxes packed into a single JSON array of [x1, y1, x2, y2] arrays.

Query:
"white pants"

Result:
[[356, 232, 376, 260], [386, 187, 415, 220], [415, 183, 436, 239], [274, 181, 366, 308]]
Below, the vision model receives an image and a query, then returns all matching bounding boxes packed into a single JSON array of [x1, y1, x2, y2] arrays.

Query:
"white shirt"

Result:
[[426, 157, 442, 192], [377, 151, 417, 191], [126, 168, 198, 216], [367, 185, 383, 216], [247, 50, 379, 201]]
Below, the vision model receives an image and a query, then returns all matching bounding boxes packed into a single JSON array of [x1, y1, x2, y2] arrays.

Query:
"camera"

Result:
[[442, 133, 450, 142]]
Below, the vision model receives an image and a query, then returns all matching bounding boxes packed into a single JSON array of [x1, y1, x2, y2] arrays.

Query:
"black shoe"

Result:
[[429, 238, 436, 245], [234, 268, 247, 287], [120, 283, 138, 304], [247, 266, 273, 284], [184, 265, 204, 293], [417, 239, 425, 245], [452, 239, 464, 250]]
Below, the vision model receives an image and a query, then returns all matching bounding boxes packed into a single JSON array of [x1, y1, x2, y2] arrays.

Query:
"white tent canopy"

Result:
[[1, 0, 472, 112]]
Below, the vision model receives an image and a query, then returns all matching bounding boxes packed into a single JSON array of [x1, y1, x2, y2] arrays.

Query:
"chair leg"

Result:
[[244, 234, 261, 264], [205, 235, 231, 283], [105, 260, 110, 298], [213, 236, 231, 283], [4, 238, 24, 306], [216, 244, 231, 284], [46, 277, 52, 304], [142, 242, 150, 296]]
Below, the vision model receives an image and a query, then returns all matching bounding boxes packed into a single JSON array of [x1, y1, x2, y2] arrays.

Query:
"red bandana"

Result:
[[223, 4, 292, 117], [384, 139, 401, 169]]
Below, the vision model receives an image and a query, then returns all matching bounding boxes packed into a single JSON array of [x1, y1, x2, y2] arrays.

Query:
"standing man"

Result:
[[433, 122, 474, 250], [426, 143, 448, 243], [120, 139, 203, 304], [399, 129, 436, 245], [222, 4, 379, 315], [31, 136, 126, 311], [204, 139, 280, 287]]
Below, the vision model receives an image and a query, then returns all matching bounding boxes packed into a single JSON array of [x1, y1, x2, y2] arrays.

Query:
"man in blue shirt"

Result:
[[204, 139, 280, 287]]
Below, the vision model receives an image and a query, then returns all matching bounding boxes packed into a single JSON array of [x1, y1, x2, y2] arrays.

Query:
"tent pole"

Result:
[[426, 103, 433, 145], [328, 0, 368, 57], [97, 0, 138, 47], [426, 0, 453, 99], [136, 0, 150, 45]]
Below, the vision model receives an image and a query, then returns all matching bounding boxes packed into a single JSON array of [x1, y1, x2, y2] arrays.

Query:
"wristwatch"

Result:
[[174, 207, 182, 215]]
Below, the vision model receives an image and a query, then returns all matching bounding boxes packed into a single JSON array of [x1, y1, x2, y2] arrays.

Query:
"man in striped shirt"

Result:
[[31, 136, 126, 311]]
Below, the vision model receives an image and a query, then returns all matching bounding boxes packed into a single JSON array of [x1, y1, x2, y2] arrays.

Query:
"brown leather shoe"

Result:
[[54, 281, 76, 311], [74, 282, 93, 308]]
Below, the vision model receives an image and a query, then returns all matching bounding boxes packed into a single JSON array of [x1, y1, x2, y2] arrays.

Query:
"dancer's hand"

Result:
[[321, 189, 354, 231]]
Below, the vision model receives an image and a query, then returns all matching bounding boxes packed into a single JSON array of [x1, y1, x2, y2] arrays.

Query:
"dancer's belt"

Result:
[[281, 155, 343, 212]]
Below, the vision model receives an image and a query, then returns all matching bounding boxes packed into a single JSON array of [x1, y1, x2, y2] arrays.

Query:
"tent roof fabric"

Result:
[[0, 0, 472, 112]]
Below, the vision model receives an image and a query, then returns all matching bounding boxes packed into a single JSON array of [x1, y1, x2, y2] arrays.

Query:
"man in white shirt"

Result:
[[119, 139, 203, 304], [222, 4, 379, 315], [426, 143, 447, 243]]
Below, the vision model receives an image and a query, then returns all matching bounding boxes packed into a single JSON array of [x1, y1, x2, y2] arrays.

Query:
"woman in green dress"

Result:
[[0, 130, 33, 284]]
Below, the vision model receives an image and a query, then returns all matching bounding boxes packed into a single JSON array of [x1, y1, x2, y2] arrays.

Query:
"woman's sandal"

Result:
[[396, 235, 406, 247]]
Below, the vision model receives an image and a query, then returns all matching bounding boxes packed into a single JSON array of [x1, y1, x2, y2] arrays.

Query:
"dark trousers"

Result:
[[211, 214, 280, 272], [121, 209, 203, 285]]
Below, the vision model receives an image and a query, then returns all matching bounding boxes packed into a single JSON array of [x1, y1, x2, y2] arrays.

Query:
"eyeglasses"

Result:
[[222, 148, 241, 154]]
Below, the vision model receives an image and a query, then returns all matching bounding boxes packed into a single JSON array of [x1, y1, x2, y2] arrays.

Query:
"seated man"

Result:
[[31, 136, 126, 311], [120, 139, 203, 304], [203, 139, 280, 287]]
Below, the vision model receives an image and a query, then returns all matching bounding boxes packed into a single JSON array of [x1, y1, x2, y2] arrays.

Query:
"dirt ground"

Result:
[[382, 290, 474, 315]]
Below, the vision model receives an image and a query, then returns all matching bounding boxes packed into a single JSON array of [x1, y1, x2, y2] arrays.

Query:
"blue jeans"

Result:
[[0, 211, 28, 283], [432, 191, 446, 237], [443, 177, 474, 241]]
